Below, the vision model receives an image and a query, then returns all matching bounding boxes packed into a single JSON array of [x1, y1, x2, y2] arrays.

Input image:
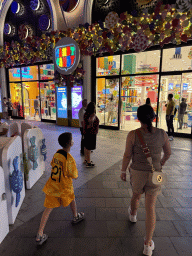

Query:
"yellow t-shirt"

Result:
[[43, 150, 78, 198], [166, 100, 175, 115]]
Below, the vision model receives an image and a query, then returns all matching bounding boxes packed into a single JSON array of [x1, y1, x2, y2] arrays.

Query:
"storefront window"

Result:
[[40, 64, 54, 80], [9, 83, 23, 117], [40, 81, 56, 120], [22, 81, 40, 120], [9, 68, 21, 82], [96, 55, 120, 76], [120, 75, 159, 130], [71, 86, 82, 119], [162, 46, 192, 72], [96, 78, 119, 126], [21, 66, 38, 81], [121, 50, 160, 75]]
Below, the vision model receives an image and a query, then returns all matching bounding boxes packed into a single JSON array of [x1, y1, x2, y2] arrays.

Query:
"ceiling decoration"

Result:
[[39, 14, 50, 31], [59, 0, 79, 12], [11, 1, 25, 15], [30, 0, 40, 11]]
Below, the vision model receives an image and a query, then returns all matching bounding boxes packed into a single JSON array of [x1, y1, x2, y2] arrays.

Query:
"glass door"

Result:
[[158, 75, 182, 132], [96, 78, 119, 127], [120, 75, 159, 131]]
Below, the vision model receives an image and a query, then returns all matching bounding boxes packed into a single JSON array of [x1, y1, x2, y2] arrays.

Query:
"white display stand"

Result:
[[0, 136, 25, 225], [23, 128, 45, 189], [0, 166, 9, 244]]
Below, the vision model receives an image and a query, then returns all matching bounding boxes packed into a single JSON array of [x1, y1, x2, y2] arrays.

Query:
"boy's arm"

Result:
[[67, 159, 78, 179]]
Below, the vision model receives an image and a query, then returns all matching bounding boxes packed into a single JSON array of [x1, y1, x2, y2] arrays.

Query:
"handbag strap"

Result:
[[135, 129, 155, 173]]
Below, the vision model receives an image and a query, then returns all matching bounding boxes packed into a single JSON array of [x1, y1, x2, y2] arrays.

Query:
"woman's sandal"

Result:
[[86, 162, 95, 168], [36, 234, 48, 246]]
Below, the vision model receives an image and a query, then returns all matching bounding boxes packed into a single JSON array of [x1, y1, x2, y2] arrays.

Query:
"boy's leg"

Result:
[[36, 208, 53, 240], [70, 199, 78, 217]]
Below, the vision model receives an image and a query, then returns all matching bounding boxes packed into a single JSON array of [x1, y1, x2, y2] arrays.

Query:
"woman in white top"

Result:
[[121, 104, 171, 256]]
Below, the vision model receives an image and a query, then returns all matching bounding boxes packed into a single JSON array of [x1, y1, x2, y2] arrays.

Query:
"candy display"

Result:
[[30, 0, 40, 11], [104, 11, 119, 29], [18, 24, 28, 40], [133, 32, 149, 52], [39, 14, 50, 31], [4, 23, 11, 35], [9, 156, 23, 207]]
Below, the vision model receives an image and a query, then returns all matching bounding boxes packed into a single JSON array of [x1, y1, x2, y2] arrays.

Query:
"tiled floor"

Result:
[[0, 119, 192, 255]]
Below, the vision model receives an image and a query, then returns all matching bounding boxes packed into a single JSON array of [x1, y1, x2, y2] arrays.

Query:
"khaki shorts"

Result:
[[129, 168, 161, 196], [44, 194, 75, 208]]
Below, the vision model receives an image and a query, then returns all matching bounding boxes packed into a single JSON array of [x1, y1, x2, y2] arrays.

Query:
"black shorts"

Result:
[[84, 133, 97, 150]]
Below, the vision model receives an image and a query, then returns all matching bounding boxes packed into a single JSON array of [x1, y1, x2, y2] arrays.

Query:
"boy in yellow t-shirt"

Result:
[[36, 132, 84, 245]]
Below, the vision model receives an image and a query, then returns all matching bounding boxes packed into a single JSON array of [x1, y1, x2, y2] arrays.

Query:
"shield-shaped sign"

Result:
[[53, 37, 80, 75]]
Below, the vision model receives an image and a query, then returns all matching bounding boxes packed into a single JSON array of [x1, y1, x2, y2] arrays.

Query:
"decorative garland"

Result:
[[1, 3, 192, 68]]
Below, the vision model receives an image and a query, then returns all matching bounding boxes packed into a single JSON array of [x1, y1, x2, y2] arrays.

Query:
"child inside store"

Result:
[[36, 132, 84, 246]]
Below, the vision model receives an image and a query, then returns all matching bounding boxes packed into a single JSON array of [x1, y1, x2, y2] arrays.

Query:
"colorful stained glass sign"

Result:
[[53, 37, 80, 75]]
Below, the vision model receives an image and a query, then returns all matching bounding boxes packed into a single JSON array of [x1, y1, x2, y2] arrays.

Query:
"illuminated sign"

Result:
[[10, 67, 33, 79], [56, 87, 67, 118], [53, 37, 80, 75], [72, 86, 82, 119]]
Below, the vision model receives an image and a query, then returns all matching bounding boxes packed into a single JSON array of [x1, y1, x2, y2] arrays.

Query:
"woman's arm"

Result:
[[160, 131, 171, 166], [121, 131, 134, 181]]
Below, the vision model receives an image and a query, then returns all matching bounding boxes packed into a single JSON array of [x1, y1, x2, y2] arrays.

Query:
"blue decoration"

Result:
[[28, 136, 38, 170], [4, 23, 11, 35], [9, 156, 23, 207], [39, 15, 50, 31], [41, 138, 47, 161], [11, 1, 20, 14], [30, 0, 40, 11]]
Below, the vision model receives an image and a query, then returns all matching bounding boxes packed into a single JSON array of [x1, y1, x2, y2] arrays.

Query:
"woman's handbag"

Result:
[[136, 129, 167, 185]]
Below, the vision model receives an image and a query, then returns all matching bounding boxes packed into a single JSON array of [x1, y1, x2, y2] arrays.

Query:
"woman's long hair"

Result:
[[137, 104, 155, 133], [85, 102, 96, 118]]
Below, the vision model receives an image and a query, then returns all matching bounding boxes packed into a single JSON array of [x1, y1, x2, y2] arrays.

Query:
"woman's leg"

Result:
[[145, 193, 158, 246], [130, 193, 142, 215], [36, 208, 53, 239], [84, 147, 87, 161], [70, 199, 77, 217], [87, 149, 91, 163]]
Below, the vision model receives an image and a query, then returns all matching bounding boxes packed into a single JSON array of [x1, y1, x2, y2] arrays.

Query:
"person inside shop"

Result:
[[0, 116, 9, 137], [146, 98, 151, 106], [120, 104, 171, 256], [183, 111, 188, 128], [2, 97, 8, 120], [107, 95, 115, 123], [165, 93, 175, 141], [178, 98, 187, 129], [83, 102, 99, 167], [7, 98, 13, 120], [34, 96, 40, 118], [78, 99, 87, 156]]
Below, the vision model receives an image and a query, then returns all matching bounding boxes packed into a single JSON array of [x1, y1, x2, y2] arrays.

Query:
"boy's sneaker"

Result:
[[36, 234, 48, 246], [143, 240, 155, 256], [72, 212, 84, 225], [86, 162, 95, 167], [128, 206, 137, 222]]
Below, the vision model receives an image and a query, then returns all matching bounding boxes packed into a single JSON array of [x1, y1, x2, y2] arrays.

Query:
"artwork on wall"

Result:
[[28, 136, 38, 170], [9, 156, 23, 207]]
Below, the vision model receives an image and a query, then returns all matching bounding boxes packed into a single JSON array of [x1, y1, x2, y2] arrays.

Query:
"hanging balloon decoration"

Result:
[[28, 136, 38, 170], [11, 1, 25, 16], [30, 0, 40, 11], [9, 156, 23, 207], [39, 14, 51, 31], [4, 23, 12, 36]]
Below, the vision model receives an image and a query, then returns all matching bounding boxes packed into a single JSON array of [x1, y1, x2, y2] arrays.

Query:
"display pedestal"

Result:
[[23, 128, 45, 189], [0, 166, 9, 243], [0, 136, 25, 225]]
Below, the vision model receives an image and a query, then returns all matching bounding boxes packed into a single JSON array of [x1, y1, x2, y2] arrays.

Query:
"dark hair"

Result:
[[85, 102, 96, 117], [58, 132, 72, 148], [146, 98, 151, 105], [168, 94, 173, 99], [137, 105, 155, 133], [185, 111, 188, 114]]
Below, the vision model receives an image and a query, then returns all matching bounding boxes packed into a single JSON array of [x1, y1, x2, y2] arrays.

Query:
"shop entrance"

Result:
[[96, 78, 119, 127], [158, 74, 192, 135], [120, 74, 159, 131]]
